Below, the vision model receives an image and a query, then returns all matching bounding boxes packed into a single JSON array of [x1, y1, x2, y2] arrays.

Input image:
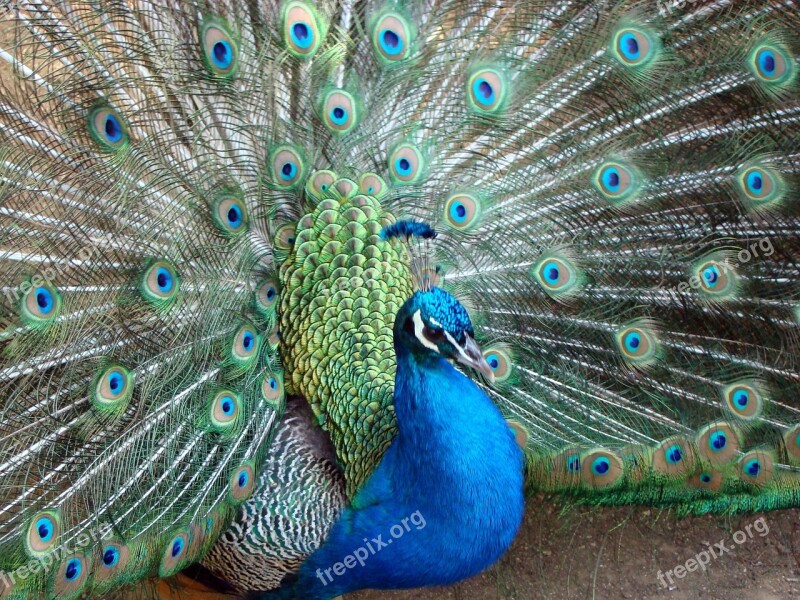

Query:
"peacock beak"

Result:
[[454, 334, 495, 383]]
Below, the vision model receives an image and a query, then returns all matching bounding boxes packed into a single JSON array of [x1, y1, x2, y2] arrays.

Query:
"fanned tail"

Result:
[[0, 2, 291, 596], [361, 0, 800, 513], [1, 1, 800, 598]]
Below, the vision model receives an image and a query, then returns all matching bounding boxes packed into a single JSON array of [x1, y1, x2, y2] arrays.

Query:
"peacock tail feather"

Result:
[[0, 0, 798, 597]]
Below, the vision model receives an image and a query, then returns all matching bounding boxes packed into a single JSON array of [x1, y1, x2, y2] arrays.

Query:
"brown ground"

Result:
[[125, 493, 800, 600], [352, 493, 800, 600]]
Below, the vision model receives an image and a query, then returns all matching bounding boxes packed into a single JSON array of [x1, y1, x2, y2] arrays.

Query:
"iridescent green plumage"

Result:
[[279, 181, 414, 495]]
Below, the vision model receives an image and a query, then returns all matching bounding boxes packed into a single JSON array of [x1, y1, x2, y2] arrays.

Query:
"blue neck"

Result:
[[280, 341, 525, 599], [390, 342, 524, 516]]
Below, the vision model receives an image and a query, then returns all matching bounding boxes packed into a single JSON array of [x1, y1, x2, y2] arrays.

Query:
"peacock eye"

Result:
[[612, 28, 656, 67], [359, 173, 387, 198], [283, 1, 325, 58], [467, 67, 508, 114], [593, 160, 641, 205], [403, 316, 416, 336], [271, 145, 305, 188], [444, 193, 481, 231], [212, 194, 248, 235], [322, 90, 358, 134], [309, 170, 337, 196], [89, 107, 128, 150], [201, 20, 239, 77], [388, 143, 424, 184], [372, 13, 412, 64], [736, 163, 784, 208], [423, 326, 446, 343], [749, 42, 793, 86]]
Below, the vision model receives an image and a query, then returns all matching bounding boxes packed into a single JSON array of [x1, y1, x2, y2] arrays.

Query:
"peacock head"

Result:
[[395, 287, 495, 382]]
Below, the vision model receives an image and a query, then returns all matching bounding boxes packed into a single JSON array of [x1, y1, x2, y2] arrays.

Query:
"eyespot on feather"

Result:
[[210, 391, 241, 430], [688, 469, 723, 492], [738, 451, 774, 487], [467, 67, 508, 114], [20, 281, 62, 326], [211, 193, 248, 235], [581, 449, 623, 489], [372, 12, 413, 63], [261, 372, 285, 409], [322, 90, 358, 134], [696, 422, 740, 465], [735, 162, 785, 209], [359, 173, 389, 199], [544, 447, 584, 489], [25, 510, 61, 557], [482, 347, 512, 383], [615, 319, 659, 367], [230, 323, 260, 368], [255, 279, 280, 314], [271, 145, 305, 188], [784, 425, 800, 462], [443, 193, 481, 231], [94, 541, 131, 582], [140, 260, 180, 306], [200, 19, 239, 77], [229, 462, 256, 503], [159, 529, 191, 577], [275, 224, 297, 251], [692, 256, 737, 300], [88, 106, 128, 150], [388, 143, 424, 184], [51, 553, 91, 599], [653, 437, 695, 476], [593, 160, 642, 205], [307, 170, 338, 199], [722, 380, 765, 421], [611, 27, 657, 68], [532, 252, 583, 299], [283, 1, 325, 58], [747, 40, 795, 88], [92, 365, 134, 412]]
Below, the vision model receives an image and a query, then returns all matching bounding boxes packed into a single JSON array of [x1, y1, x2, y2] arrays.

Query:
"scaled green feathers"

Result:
[[279, 178, 414, 496]]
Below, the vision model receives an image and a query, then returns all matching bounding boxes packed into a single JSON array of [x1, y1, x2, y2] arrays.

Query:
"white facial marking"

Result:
[[444, 330, 470, 362], [412, 310, 440, 352]]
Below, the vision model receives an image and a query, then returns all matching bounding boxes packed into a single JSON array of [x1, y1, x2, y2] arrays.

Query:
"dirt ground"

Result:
[[352, 493, 800, 600]]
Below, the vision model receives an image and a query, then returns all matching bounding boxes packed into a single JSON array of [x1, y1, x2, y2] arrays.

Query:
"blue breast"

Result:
[[290, 348, 524, 598]]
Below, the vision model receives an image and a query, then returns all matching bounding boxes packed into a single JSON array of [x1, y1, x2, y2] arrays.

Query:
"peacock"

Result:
[[0, 0, 798, 598]]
